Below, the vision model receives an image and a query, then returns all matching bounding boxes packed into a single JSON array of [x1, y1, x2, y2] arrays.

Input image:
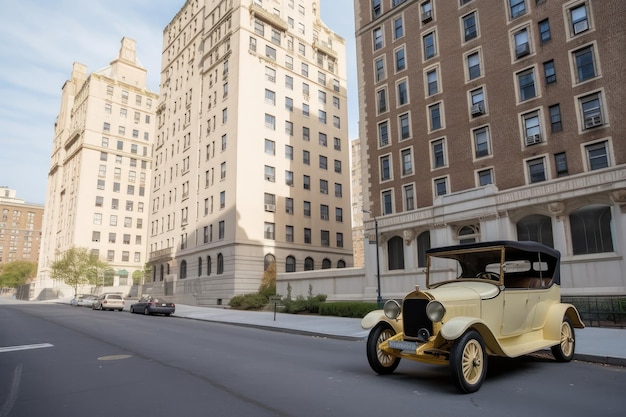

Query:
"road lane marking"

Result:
[[0, 343, 54, 353]]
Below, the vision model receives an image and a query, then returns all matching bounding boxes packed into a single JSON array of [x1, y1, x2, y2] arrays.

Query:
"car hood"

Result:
[[423, 281, 500, 302]]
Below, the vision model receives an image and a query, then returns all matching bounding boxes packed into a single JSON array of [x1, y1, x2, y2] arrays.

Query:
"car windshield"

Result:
[[107, 295, 123, 300], [426, 242, 559, 288]]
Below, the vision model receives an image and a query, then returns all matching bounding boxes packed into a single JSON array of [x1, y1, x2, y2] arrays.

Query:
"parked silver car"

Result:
[[92, 293, 125, 311]]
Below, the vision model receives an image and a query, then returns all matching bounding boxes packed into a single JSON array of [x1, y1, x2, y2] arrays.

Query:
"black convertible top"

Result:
[[426, 240, 561, 285]]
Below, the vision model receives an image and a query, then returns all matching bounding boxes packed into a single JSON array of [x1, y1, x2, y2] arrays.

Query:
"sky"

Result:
[[0, 0, 358, 205]]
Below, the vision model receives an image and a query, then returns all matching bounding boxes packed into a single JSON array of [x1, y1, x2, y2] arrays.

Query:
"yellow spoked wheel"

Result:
[[366, 323, 400, 374], [552, 318, 575, 362], [450, 329, 487, 393]]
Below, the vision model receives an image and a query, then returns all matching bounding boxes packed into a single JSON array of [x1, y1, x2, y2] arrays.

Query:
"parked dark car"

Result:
[[130, 296, 175, 316]]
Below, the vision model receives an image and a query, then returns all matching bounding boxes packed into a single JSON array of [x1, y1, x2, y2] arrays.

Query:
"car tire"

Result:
[[450, 329, 488, 394], [366, 323, 401, 375], [144, 307, 150, 316], [551, 317, 575, 362]]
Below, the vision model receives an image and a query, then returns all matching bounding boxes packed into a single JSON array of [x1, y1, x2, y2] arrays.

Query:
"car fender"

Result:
[[440, 317, 504, 356], [544, 303, 585, 340], [361, 310, 403, 334]]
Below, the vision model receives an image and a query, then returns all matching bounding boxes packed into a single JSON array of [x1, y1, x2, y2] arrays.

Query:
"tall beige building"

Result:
[[0, 187, 43, 267], [148, 0, 353, 306], [355, 0, 626, 299], [36, 38, 157, 297]]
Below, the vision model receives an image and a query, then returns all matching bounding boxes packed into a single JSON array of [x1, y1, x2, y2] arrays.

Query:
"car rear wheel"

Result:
[[551, 318, 575, 362], [450, 329, 487, 393], [366, 323, 401, 375]]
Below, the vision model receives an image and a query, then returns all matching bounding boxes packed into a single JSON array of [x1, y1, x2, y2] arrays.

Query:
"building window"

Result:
[[264, 222, 275, 240], [426, 68, 438, 96], [320, 204, 329, 220], [585, 141, 610, 171], [428, 103, 442, 130], [554, 152, 568, 177], [373, 27, 383, 50], [304, 201, 311, 217], [334, 137, 341, 151], [467, 51, 481, 80], [397, 80, 408, 105], [265, 113, 275, 130], [319, 155, 327, 170], [403, 184, 415, 211], [544, 60, 556, 84], [509, 0, 526, 19], [523, 111, 542, 145], [375, 57, 385, 83], [538, 19, 551, 43], [514, 28, 530, 58], [286, 197, 294, 215], [470, 87, 485, 116], [303, 150, 310, 165], [286, 256, 296, 272], [401, 148, 413, 176], [477, 168, 493, 186], [378, 121, 390, 147], [336, 207, 343, 222], [527, 157, 547, 183], [304, 255, 313, 268], [217, 253, 224, 274], [265, 89, 275, 105], [92, 231, 100, 242], [388, 236, 405, 270], [432, 139, 446, 168], [569, 3, 589, 35], [399, 113, 411, 140], [320, 179, 328, 194], [423, 31, 436, 59], [380, 155, 391, 181], [570, 205, 614, 255], [421, 1, 433, 22], [434, 177, 448, 196], [549, 104, 562, 132], [517, 214, 554, 248], [517, 68, 536, 101], [303, 175, 310, 190], [264, 165, 275, 182], [580, 92, 603, 129], [473, 127, 490, 158], [382, 190, 393, 215], [320, 230, 331, 247], [334, 160, 342, 173], [393, 16, 404, 39], [417, 231, 431, 268], [377, 88, 388, 113], [462, 11, 478, 42], [265, 139, 275, 155], [574, 46, 596, 83], [395, 47, 406, 72]]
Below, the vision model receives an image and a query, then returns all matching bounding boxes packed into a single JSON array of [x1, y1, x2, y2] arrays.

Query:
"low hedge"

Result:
[[319, 302, 379, 318]]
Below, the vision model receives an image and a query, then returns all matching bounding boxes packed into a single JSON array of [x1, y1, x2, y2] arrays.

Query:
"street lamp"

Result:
[[363, 210, 382, 308]]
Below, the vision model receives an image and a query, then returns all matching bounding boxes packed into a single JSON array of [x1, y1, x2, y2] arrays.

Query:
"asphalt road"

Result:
[[1, 303, 625, 417]]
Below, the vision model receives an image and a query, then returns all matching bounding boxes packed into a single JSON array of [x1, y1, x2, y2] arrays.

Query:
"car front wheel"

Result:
[[366, 323, 401, 375], [450, 329, 487, 393], [551, 318, 575, 362], [144, 307, 150, 316]]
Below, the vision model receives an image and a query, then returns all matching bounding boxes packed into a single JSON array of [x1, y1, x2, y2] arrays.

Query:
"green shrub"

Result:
[[282, 293, 327, 314], [319, 302, 379, 318], [229, 293, 268, 310]]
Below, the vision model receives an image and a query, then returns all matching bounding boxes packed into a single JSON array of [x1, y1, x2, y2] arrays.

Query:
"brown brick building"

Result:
[[0, 187, 43, 268], [355, 0, 625, 299]]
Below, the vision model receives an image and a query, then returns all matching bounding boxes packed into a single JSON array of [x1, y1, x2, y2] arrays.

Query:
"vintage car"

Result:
[[362, 240, 584, 393]]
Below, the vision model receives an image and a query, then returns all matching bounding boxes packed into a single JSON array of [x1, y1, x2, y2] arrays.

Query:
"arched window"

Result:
[[166, 263, 170, 275], [388, 236, 405, 270], [198, 257, 203, 277], [207, 256, 212, 276], [286, 256, 296, 272], [322, 258, 331, 269], [304, 257, 314, 271], [264, 253, 276, 271], [517, 214, 554, 248], [337, 260, 346, 268], [180, 260, 187, 279], [570, 205, 614, 255], [458, 225, 479, 244], [417, 231, 431, 268], [153, 266, 157, 282], [217, 253, 224, 274], [159, 264, 164, 281]]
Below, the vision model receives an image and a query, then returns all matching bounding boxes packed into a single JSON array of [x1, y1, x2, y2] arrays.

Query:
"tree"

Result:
[[0, 261, 37, 288], [50, 247, 108, 297], [132, 264, 152, 285]]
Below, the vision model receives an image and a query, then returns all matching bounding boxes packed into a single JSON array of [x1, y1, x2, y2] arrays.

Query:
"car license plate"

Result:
[[161, 303, 168, 307], [388, 340, 418, 352]]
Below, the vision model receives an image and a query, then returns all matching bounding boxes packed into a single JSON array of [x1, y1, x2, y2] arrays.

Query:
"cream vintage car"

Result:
[[362, 240, 584, 393]]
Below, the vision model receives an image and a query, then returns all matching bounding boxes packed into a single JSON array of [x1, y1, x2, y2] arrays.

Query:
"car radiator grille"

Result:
[[402, 299, 433, 340]]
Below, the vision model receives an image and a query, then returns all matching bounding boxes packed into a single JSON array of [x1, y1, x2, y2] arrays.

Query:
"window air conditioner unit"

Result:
[[421, 11, 432, 23], [525, 134, 542, 146], [584, 115, 603, 129], [471, 103, 484, 116], [264, 204, 276, 212], [516, 43, 530, 58]]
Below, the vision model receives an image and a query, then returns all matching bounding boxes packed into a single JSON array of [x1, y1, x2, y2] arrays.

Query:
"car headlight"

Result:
[[384, 300, 401, 320], [426, 301, 446, 322]]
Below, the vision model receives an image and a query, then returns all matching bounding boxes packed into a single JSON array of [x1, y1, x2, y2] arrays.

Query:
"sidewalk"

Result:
[[172, 304, 626, 367]]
